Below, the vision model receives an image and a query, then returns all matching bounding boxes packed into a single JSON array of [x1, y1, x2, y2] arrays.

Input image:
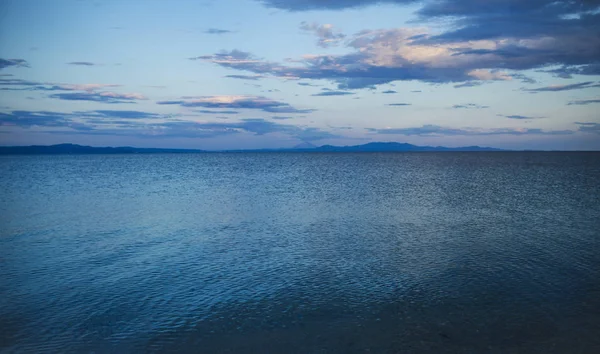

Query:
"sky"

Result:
[[1, 0, 599, 150]]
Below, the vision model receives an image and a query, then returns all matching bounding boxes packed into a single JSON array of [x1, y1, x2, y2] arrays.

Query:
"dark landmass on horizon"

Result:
[[0, 143, 508, 154]]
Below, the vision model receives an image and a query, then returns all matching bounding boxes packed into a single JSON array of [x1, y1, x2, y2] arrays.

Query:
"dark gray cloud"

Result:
[[311, 91, 354, 96], [300, 22, 345, 48], [381, 90, 397, 93], [523, 81, 600, 92], [0, 58, 29, 69], [567, 98, 600, 105], [49, 92, 146, 104], [368, 124, 574, 136], [576, 122, 600, 134], [224, 74, 264, 80], [452, 103, 489, 109], [68, 62, 96, 66], [156, 95, 315, 113], [387, 103, 411, 106], [205, 28, 233, 34]]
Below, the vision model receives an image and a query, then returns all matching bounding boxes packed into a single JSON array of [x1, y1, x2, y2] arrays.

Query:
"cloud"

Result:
[[500, 114, 545, 120], [224, 74, 264, 80], [156, 95, 315, 113], [454, 81, 484, 88], [382, 90, 397, 94], [311, 90, 354, 96], [198, 1, 600, 89], [523, 81, 600, 92], [387, 103, 411, 106], [0, 110, 92, 130], [68, 62, 96, 66], [256, 0, 416, 11], [0, 58, 29, 69], [204, 28, 232, 34], [300, 22, 345, 48], [0, 79, 122, 92], [452, 103, 489, 109], [48, 118, 339, 142], [369, 124, 574, 136], [195, 109, 240, 114], [49, 91, 146, 104], [575, 122, 600, 134], [84, 110, 163, 119], [297, 82, 321, 86], [567, 98, 600, 105], [271, 116, 293, 120]]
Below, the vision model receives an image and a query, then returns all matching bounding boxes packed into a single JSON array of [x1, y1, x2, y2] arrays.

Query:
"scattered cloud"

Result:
[[156, 95, 315, 113], [368, 124, 574, 136], [49, 92, 146, 104], [567, 98, 600, 105], [523, 82, 600, 92], [0, 58, 29, 69], [68, 62, 96, 66], [199, 0, 600, 89], [299, 22, 345, 48], [311, 90, 354, 96], [452, 103, 489, 109], [382, 90, 397, 94], [204, 28, 233, 34]]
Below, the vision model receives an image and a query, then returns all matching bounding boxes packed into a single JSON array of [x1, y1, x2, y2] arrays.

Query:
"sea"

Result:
[[1, 152, 599, 353]]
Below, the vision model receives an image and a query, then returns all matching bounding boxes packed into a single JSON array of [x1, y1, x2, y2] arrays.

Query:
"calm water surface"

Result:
[[1, 152, 599, 353]]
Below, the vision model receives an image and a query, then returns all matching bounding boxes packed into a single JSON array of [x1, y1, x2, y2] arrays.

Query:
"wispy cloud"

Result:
[[499, 114, 545, 120], [523, 82, 600, 92], [382, 90, 397, 94], [299, 22, 345, 48], [387, 103, 411, 106], [452, 103, 489, 109], [67, 62, 96, 66], [575, 122, 600, 134], [311, 91, 354, 96], [0, 58, 29, 69], [49, 92, 146, 104], [368, 124, 574, 136], [567, 98, 600, 106], [156, 95, 315, 113], [224, 74, 264, 80], [204, 28, 233, 34], [195, 109, 240, 114]]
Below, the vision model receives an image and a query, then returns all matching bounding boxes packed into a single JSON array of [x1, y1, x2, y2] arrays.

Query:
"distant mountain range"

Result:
[[0, 142, 503, 155]]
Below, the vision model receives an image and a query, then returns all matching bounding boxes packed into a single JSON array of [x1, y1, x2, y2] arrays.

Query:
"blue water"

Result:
[[1, 152, 599, 353]]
